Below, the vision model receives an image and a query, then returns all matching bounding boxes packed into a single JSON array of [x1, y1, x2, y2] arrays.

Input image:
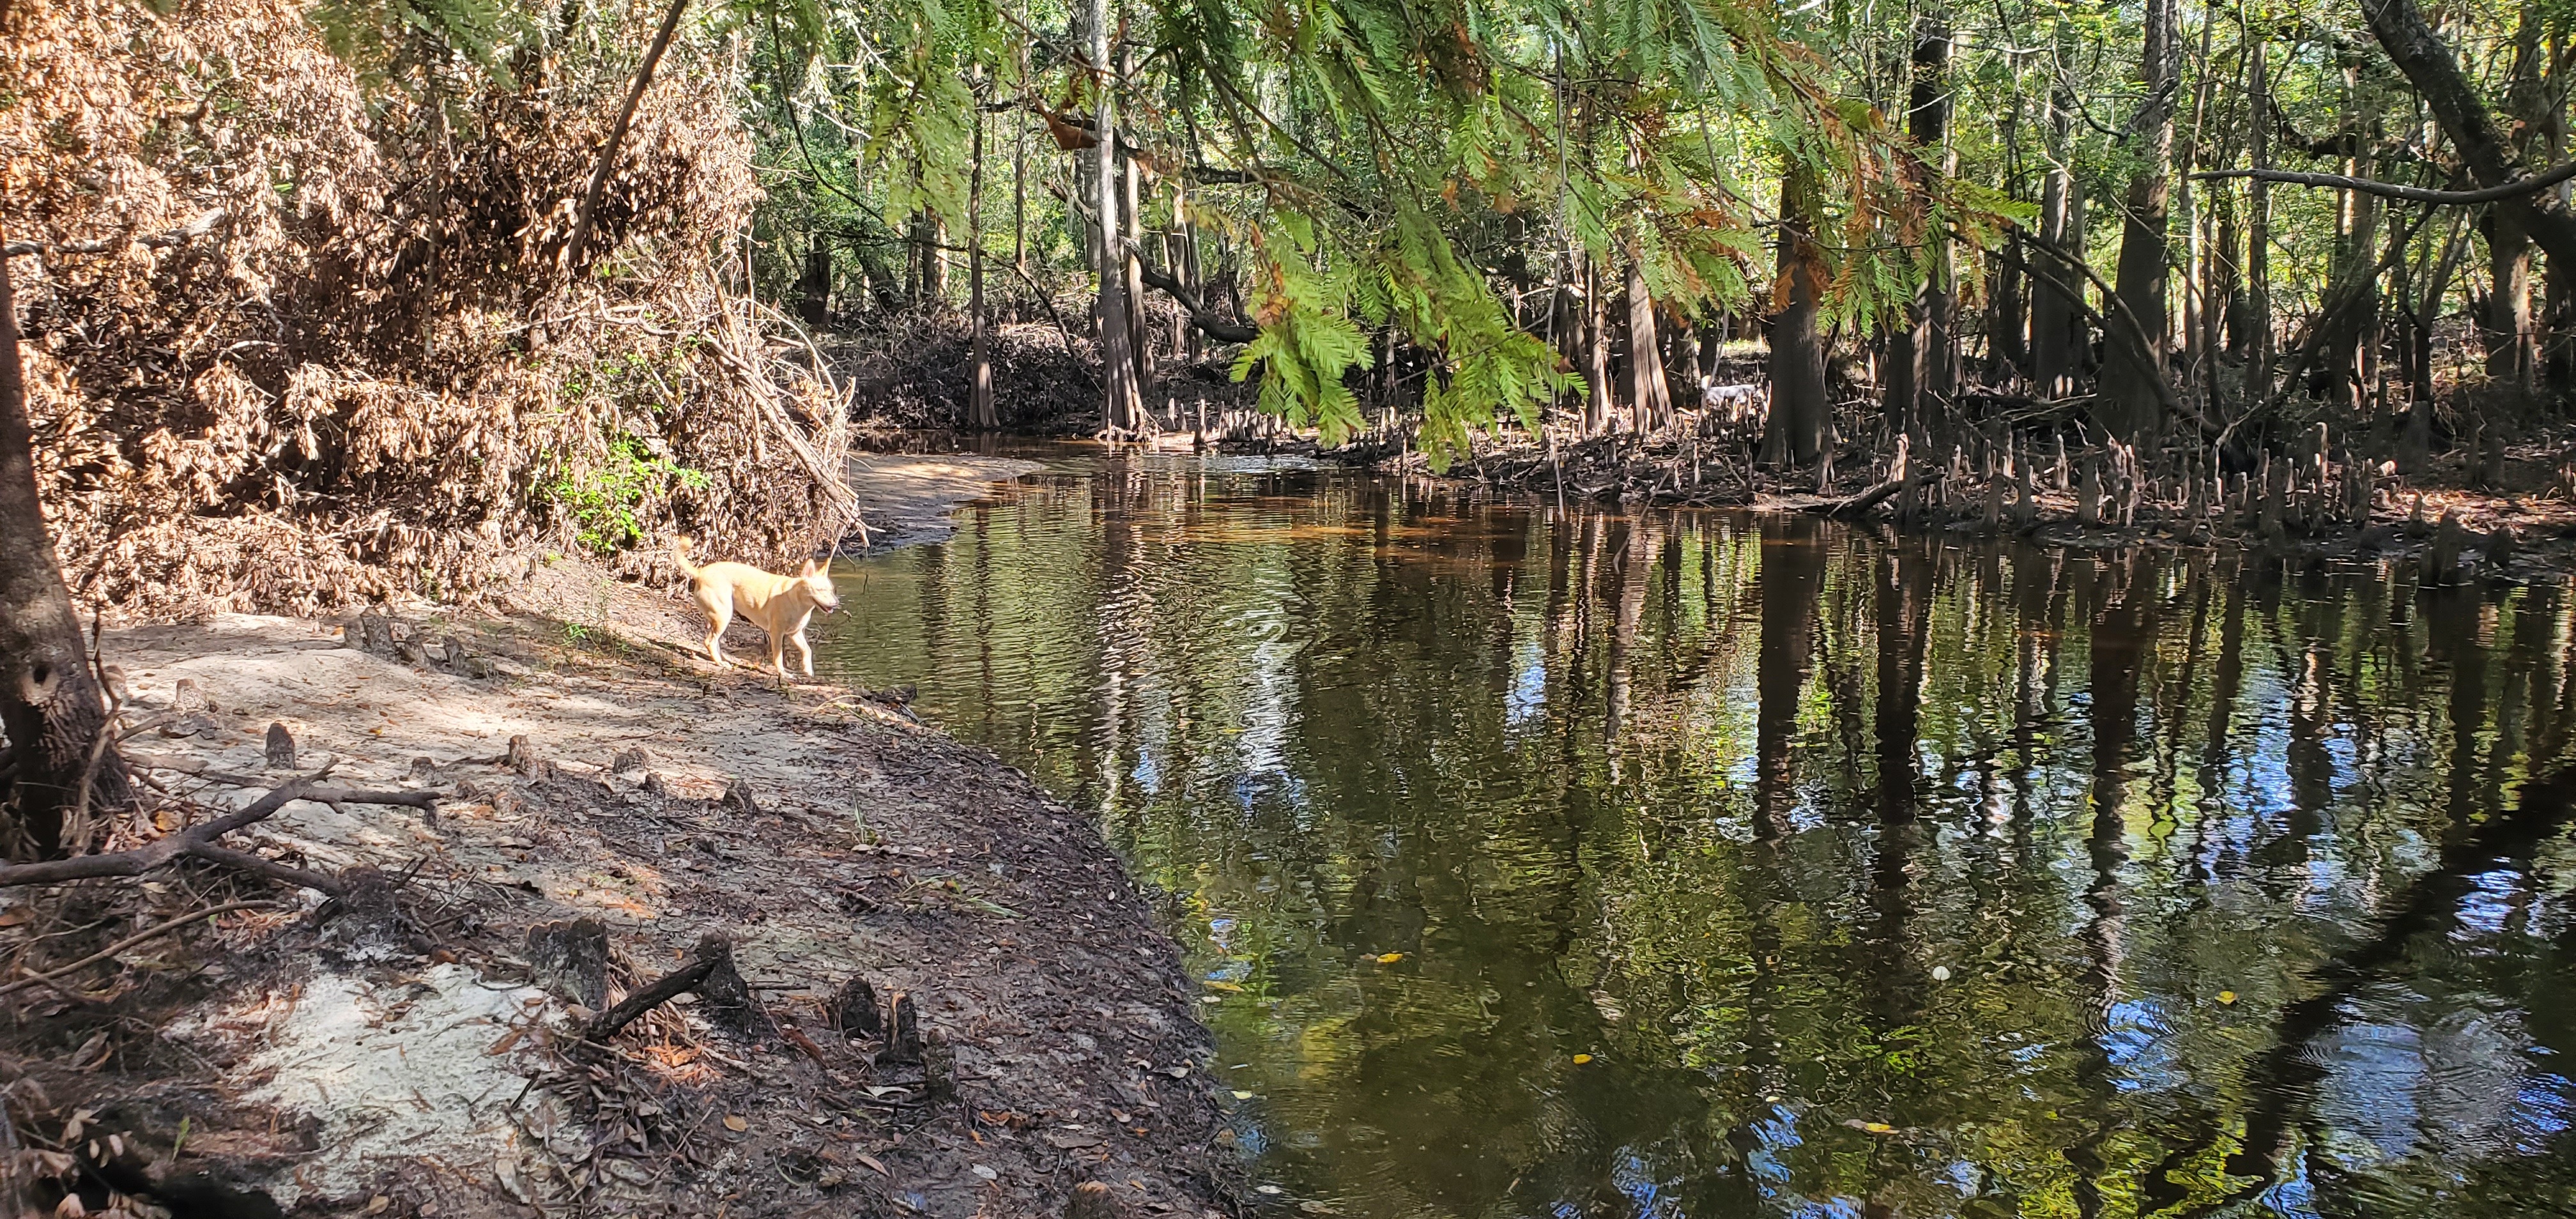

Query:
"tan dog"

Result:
[[671, 539, 840, 677]]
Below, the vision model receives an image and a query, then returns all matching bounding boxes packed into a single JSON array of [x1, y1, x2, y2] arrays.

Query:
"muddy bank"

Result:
[[3, 534, 1236, 1215]]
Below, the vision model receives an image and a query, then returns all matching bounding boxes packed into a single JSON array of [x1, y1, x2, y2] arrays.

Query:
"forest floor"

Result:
[[1, 456, 1241, 1219]]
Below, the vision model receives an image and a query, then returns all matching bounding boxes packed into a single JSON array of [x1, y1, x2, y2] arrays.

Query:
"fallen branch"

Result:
[[2, 210, 227, 261], [124, 750, 281, 787], [586, 933, 730, 1040], [1823, 470, 1936, 518], [1134, 257, 1259, 343], [0, 900, 281, 999], [0, 774, 438, 892], [563, 0, 691, 271]]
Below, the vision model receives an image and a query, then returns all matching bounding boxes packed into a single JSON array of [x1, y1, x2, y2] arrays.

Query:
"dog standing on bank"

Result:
[[670, 539, 840, 678]]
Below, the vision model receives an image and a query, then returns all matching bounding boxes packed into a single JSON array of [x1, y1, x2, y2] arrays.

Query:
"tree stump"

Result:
[[879, 990, 924, 1064], [831, 976, 885, 1041], [526, 917, 612, 1009]]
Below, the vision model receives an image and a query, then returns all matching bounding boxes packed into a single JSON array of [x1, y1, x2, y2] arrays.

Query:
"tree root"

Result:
[[0, 900, 281, 999], [0, 772, 439, 893]]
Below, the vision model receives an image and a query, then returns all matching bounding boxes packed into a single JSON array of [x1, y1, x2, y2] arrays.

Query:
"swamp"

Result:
[[8, 0, 2576, 1211]]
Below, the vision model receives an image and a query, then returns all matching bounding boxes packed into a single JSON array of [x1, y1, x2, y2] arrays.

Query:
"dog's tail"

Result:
[[670, 537, 703, 580]]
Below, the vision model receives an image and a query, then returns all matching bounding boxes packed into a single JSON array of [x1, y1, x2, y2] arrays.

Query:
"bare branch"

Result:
[[0, 774, 436, 891], [0, 900, 282, 999], [2191, 160, 2576, 204]]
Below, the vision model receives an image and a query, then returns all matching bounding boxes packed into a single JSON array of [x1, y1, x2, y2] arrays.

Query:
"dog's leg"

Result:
[[793, 628, 815, 678], [703, 594, 733, 668]]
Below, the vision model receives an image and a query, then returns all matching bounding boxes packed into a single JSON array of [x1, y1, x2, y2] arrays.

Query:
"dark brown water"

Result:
[[816, 444, 2576, 1219]]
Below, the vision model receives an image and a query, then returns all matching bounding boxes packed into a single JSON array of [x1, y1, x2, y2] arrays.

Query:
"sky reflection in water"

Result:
[[817, 447, 2576, 1219]]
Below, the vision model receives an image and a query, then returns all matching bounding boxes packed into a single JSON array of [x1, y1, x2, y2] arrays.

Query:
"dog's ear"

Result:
[[799, 558, 819, 576]]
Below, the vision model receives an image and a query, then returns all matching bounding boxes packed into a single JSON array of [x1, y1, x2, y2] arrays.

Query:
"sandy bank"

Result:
[[846, 452, 1046, 550], [1, 459, 1235, 1219]]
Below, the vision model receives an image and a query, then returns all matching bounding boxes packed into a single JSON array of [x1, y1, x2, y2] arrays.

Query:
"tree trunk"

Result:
[[2483, 6, 2550, 385], [1013, 49, 1030, 276], [1583, 256, 1612, 436], [2312, 70, 2383, 408], [1090, 0, 1143, 434], [1625, 254, 1672, 434], [2243, 32, 2273, 403], [2361, 0, 2576, 270], [797, 240, 831, 327], [1119, 80, 1155, 411], [1887, 10, 1952, 433], [2107, 0, 2177, 440], [2032, 161, 2083, 397], [968, 106, 997, 430], [1763, 172, 1830, 467], [924, 216, 948, 303], [1993, 237, 2028, 379], [0, 241, 130, 858]]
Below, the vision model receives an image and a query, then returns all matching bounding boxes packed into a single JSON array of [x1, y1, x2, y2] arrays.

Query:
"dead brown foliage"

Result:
[[3, 0, 852, 620]]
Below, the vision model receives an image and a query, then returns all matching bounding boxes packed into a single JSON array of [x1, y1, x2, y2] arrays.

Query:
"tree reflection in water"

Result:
[[819, 449, 2576, 1219]]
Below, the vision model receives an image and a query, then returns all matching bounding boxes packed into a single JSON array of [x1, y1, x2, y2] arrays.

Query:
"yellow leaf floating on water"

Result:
[[723, 1116, 748, 1132], [1376, 953, 1404, 963], [2218, 990, 2238, 1005], [1862, 1122, 1896, 1135], [1571, 1054, 1593, 1064]]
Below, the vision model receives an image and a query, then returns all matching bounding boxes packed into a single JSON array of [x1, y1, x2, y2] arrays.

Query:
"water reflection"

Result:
[[817, 448, 2576, 1219]]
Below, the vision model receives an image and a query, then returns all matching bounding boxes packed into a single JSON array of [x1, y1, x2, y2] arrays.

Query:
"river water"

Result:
[[816, 443, 2576, 1219]]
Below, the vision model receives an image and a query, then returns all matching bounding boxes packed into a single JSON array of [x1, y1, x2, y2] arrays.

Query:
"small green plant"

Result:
[[540, 438, 710, 555]]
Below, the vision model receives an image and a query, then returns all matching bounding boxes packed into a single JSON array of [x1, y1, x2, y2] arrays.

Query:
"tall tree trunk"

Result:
[[1763, 172, 1830, 467], [1625, 254, 1672, 434], [1013, 45, 1030, 277], [2312, 70, 2383, 408], [2033, 71, 2085, 399], [924, 216, 948, 303], [1090, 0, 1143, 434], [2216, 185, 2249, 356], [2484, 6, 2549, 385], [797, 240, 831, 326], [2032, 162, 2082, 397], [2108, 0, 2177, 440], [1119, 74, 1155, 412], [1993, 237, 2028, 379], [2243, 31, 2273, 403], [968, 105, 997, 430], [0, 242, 129, 858], [1887, 9, 1952, 434], [1583, 256, 1612, 436]]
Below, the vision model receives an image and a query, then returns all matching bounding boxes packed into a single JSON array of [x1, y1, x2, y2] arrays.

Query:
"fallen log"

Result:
[[1822, 470, 1938, 519]]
